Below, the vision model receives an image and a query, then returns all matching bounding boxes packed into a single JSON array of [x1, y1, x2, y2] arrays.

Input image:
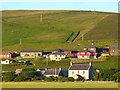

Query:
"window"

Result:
[[113, 50, 115, 52], [81, 52, 85, 54], [90, 48, 94, 50], [78, 71, 79, 74], [72, 71, 74, 74], [83, 71, 85, 74], [82, 56, 84, 58]]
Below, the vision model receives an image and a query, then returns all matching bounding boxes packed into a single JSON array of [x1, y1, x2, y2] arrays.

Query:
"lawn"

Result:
[[1, 82, 119, 88]]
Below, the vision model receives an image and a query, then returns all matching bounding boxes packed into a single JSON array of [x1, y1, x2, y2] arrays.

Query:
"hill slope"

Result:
[[2, 10, 118, 51]]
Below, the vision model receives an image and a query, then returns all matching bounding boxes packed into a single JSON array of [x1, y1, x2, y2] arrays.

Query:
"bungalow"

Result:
[[68, 63, 94, 80], [0, 52, 16, 59], [76, 50, 97, 59], [44, 68, 62, 77], [46, 52, 66, 61], [0, 59, 10, 64], [20, 50, 43, 58], [83, 46, 97, 52], [109, 45, 120, 55], [52, 49, 72, 55]]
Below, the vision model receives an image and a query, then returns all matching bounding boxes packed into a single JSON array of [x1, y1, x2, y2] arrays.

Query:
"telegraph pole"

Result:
[[20, 39, 22, 45], [40, 14, 43, 22], [82, 33, 84, 41]]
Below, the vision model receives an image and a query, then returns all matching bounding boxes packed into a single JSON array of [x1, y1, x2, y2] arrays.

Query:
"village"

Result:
[[0, 44, 120, 82]]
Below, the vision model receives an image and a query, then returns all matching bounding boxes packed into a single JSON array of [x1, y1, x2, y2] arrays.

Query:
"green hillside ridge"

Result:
[[2, 10, 119, 52]]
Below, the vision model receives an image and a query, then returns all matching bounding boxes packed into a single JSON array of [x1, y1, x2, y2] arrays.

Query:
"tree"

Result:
[[2, 72, 15, 82], [113, 72, 120, 82], [14, 71, 35, 82]]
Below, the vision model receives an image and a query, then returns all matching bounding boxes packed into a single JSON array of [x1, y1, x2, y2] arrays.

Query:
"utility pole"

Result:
[[46, 59, 48, 66], [82, 33, 84, 41], [20, 39, 22, 45], [40, 14, 43, 23]]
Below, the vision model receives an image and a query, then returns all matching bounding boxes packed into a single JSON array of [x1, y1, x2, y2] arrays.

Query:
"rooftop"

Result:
[[84, 46, 96, 48], [110, 45, 120, 50], [69, 64, 90, 70], [20, 50, 43, 52], [44, 69, 60, 75], [52, 52, 65, 55], [52, 49, 71, 52]]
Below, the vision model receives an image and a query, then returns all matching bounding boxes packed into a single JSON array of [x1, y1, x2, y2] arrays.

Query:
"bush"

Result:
[[14, 71, 35, 82], [76, 76, 85, 81], [2, 72, 15, 82], [45, 76, 55, 82], [68, 77, 74, 82]]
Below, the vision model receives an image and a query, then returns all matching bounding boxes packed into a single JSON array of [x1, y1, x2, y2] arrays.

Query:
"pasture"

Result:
[[2, 82, 119, 88], [2, 10, 119, 52]]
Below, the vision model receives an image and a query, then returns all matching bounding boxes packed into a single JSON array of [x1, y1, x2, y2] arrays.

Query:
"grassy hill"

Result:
[[2, 10, 119, 52]]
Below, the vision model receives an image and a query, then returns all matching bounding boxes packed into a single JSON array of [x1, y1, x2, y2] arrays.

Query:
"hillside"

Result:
[[2, 10, 119, 51]]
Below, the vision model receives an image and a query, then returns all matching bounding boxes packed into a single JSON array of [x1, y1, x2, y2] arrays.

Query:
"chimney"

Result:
[[59, 67, 62, 71], [89, 62, 92, 66], [45, 68, 48, 71], [70, 62, 73, 66]]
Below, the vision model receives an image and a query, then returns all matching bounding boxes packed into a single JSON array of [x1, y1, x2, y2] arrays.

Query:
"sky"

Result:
[[0, 0, 119, 13]]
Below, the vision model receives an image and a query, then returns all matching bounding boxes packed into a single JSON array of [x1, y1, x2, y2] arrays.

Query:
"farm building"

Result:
[[52, 49, 72, 55], [20, 50, 43, 58], [76, 50, 97, 59], [0, 59, 10, 64], [83, 46, 98, 53], [109, 45, 120, 55], [0, 52, 16, 59], [68, 63, 94, 80], [46, 52, 66, 61], [44, 68, 63, 77]]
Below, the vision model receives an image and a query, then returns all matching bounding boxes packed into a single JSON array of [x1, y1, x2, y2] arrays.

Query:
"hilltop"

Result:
[[2, 10, 119, 52]]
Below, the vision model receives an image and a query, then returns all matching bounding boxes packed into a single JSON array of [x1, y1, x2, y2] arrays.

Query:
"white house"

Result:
[[68, 62, 94, 80], [46, 52, 66, 61], [0, 59, 10, 64]]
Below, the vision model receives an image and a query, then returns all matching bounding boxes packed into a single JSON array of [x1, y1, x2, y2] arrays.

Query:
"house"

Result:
[[109, 45, 120, 55], [46, 52, 66, 61], [15, 69, 22, 75], [52, 49, 72, 55], [83, 46, 97, 52], [0, 52, 16, 59], [44, 68, 62, 77], [98, 47, 109, 56], [20, 50, 43, 58], [16, 60, 26, 63], [0, 59, 10, 64], [76, 50, 97, 59], [68, 63, 94, 80]]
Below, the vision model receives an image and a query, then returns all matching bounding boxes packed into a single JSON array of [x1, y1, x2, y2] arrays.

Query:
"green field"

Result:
[[1, 82, 119, 88], [2, 10, 119, 52], [2, 56, 119, 71]]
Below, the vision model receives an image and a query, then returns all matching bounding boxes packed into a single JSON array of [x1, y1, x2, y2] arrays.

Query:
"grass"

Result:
[[2, 10, 119, 52], [1, 82, 118, 88], [2, 56, 119, 71]]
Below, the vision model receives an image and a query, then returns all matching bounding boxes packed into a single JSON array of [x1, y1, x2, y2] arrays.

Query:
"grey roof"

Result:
[[52, 49, 71, 52], [0, 52, 11, 55], [21, 50, 43, 52], [69, 64, 90, 70], [79, 50, 92, 53], [110, 45, 120, 50], [44, 69, 60, 75], [52, 52, 65, 55], [84, 46, 96, 48]]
